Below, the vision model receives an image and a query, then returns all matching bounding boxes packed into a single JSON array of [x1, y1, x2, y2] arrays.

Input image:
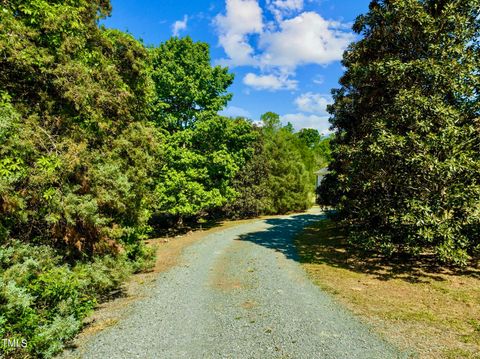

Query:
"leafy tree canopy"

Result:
[[150, 37, 234, 132], [297, 128, 322, 149], [320, 0, 480, 265]]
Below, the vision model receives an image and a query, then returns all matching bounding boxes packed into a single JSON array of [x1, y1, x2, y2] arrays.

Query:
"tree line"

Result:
[[0, 1, 328, 356]]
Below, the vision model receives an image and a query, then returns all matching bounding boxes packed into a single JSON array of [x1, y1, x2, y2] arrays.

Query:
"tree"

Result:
[[221, 126, 273, 218], [297, 128, 321, 149], [261, 113, 312, 214], [0, 0, 160, 255], [0, 1, 163, 356], [152, 116, 256, 221], [320, 0, 480, 265], [221, 112, 331, 218], [149, 38, 255, 222], [315, 136, 332, 165], [150, 37, 234, 132], [261, 111, 282, 130]]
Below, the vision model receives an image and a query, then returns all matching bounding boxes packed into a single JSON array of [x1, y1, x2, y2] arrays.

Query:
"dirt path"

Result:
[[62, 210, 403, 358]]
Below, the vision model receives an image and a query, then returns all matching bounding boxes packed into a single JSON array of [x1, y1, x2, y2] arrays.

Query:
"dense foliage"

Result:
[[0, 241, 142, 358], [0, 1, 158, 356], [224, 113, 330, 218], [319, 0, 480, 265], [149, 38, 256, 221], [0, 0, 159, 257], [0, 1, 324, 357]]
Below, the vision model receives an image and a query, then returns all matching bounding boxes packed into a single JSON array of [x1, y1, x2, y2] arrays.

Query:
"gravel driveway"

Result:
[[68, 210, 403, 358]]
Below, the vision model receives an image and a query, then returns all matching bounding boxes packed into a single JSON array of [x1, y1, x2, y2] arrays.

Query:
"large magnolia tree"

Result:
[[319, 0, 480, 265]]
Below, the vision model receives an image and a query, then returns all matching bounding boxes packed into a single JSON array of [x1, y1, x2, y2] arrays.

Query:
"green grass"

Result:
[[294, 219, 480, 359]]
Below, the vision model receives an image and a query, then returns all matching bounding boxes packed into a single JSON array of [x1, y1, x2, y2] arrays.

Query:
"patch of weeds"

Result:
[[462, 320, 480, 345], [443, 348, 479, 359], [384, 310, 437, 323]]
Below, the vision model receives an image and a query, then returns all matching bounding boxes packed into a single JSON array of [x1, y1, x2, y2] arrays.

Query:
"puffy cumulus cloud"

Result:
[[259, 12, 355, 68], [294, 92, 332, 114], [213, 1, 354, 92], [243, 72, 298, 91], [220, 106, 252, 118], [216, 33, 258, 66], [214, 0, 263, 66], [172, 15, 188, 37], [267, 0, 304, 21], [280, 113, 331, 134]]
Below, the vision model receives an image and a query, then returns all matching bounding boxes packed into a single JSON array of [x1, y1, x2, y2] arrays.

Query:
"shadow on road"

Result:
[[237, 213, 326, 261], [238, 213, 480, 283]]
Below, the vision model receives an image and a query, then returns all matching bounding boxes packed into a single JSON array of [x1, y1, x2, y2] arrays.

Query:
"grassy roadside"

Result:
[[294, 219, 480, 359]]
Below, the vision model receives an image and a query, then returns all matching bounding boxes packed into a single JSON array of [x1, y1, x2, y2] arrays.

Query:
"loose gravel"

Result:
[[66, 210, 404, 358]]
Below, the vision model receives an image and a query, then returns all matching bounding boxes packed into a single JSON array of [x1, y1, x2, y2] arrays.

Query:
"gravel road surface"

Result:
[[68, 210, 403, 358]]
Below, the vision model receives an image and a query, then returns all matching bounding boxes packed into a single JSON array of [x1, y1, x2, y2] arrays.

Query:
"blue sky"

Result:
[[103, 0, 371, 134]]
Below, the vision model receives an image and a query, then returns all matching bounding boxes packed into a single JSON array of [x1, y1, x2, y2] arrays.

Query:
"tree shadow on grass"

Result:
[[295, 220, 480, 283], [239, 214, 480, 283]]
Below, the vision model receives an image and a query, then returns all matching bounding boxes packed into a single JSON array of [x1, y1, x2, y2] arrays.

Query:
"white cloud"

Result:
[[259, 12, 355, 68], [272, 0, 304, 11], [217, 33, 258, 66], [294, 92, 332, 114], [172, 15, 188, 37], [280, 113, 331, 134], [220, 106, 252, 118], [214, 0, 263, 66], [243, 72, 297, 91], [213, 2, 354, 92], [267, 0, 304, 21]]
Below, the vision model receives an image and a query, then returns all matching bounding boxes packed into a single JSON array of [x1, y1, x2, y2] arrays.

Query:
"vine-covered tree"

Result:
[[320, 0, 480, 264]]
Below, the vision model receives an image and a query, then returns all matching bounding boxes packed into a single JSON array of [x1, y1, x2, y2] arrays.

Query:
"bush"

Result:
[[0, 240, 151, 358]]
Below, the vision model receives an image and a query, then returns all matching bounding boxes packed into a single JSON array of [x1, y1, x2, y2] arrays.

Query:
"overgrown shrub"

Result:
[[0, 240, 152, 358], [0, 0, 160, 255]]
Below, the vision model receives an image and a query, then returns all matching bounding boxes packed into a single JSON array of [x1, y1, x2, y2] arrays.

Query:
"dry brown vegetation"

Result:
[[295, 220, 480, 359]]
